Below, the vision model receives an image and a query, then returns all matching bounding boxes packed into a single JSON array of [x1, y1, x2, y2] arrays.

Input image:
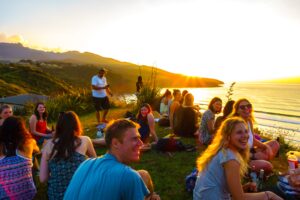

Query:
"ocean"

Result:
[[125, 82, 300, 147]]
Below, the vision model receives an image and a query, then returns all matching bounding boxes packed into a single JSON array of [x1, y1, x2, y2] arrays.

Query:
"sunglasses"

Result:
[[239, 104, 252, 110]]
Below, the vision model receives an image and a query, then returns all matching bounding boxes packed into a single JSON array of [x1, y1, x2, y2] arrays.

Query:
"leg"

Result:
[[250, 160, 273, 175], [95, 110, 101, 124], [102, 109, 109, 122], [265, 140, 280, 160]]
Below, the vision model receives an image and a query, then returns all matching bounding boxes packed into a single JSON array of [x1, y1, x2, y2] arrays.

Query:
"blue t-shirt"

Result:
[[193, 148, 239, 200], [64, 153, 149, 200]]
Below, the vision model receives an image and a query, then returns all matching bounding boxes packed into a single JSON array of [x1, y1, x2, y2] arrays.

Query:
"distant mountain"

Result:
[[0, 42, 224, 96]]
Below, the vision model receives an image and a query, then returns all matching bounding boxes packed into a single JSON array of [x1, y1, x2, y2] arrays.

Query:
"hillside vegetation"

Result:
[[0, 61, 223, 97], [0, 42, 223, 97]]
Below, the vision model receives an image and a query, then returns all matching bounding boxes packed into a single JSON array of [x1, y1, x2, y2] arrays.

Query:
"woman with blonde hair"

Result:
[[230, 98, 279, 174], [193, 117, 282, 200]]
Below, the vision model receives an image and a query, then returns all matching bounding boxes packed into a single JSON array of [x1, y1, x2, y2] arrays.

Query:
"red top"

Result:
[[32, 120, 47, 141]]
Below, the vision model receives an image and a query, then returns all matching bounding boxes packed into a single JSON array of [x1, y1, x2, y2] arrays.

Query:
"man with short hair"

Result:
[[91, 67, 113, 124], [64, 119, 152, 200]]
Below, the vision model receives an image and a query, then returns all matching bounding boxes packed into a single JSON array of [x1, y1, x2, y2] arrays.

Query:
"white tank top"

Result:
[[247, 122, 254, 148]]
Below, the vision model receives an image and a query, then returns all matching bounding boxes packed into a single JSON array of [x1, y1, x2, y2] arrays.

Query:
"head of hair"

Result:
[[230, 98, 254, 122], [162, 89, 171, 98], [137, 103, 152, 121], [223, 100, 235, 118], [208, 97, 222, 114], [34, 102, 48, 120], [49, 111, 82, 160], [196, 117, 249, 177], [0, 116, 32, 156], [183, 93, 194, 107], [0, 104, 12, 115], [173, 89, 181, 99], [137, 76, 143, 82], [105, 119, 139, 149]]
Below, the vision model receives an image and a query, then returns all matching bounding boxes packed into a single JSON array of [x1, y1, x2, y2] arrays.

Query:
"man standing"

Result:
[[91, 67, 113, 124], [64, 119, 154, 200]]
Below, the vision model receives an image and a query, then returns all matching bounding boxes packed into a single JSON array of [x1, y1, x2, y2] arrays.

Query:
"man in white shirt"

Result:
[[91, 67, 113, 124]]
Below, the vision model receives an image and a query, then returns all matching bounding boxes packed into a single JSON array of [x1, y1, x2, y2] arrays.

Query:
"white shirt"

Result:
[[91, 75, 107, 98], [247, 122, 254, 148]]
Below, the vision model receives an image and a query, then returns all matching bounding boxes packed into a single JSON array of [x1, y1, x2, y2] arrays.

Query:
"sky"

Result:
[[1, 0, 300, 82]]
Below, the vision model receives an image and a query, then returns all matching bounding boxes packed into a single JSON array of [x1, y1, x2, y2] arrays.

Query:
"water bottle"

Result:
[[288, 152, 298, 170], [96, 129, 103, 138], [258, 169, 264, 190], [249, 166, 258, 192]]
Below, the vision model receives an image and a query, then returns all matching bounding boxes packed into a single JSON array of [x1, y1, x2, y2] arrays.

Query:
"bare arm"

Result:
[[207, 118, 215, 134], [224, 160, 283, 200], [147, 113, 158, 143], [39, 143, 50, 183], [86, 137, 97, 158], [92, 84, 109, 90], [29, 115, 48, 137]]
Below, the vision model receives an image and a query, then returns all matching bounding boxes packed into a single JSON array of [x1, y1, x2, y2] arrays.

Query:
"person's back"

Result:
[[0, 116, 39, 200], [173, 106, 198, 137], [64, 154, 148, 200]]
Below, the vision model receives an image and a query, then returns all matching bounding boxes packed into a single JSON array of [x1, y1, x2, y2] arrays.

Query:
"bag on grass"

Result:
[[185, 168, 198, 192], [155, 137, 186, 152]]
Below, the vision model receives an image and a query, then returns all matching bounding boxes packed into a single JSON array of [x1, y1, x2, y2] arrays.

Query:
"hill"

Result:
[[0, 42, 224, 96], [0, 63, 72, 97]]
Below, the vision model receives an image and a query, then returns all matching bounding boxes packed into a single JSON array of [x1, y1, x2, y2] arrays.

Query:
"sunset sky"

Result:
[[1, 0, 300, 82]]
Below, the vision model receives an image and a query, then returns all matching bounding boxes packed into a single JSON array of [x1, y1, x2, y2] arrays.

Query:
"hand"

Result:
[[243, 182, 257, 192], [265, 191, 283, 200]]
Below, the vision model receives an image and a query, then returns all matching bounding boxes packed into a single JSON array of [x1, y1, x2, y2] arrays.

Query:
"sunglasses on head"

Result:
[[239, 104, 252, 110]]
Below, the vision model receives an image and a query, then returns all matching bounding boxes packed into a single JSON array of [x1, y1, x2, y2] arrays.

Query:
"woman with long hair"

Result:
[[0, 116, 39, 199], [0, 104, 13, 127], [29, 102, 52, 145], [214, 100, 235, 132], [230, 98, 280, 174], [39, 111, 97, 200], [199, 97, 222, 145], [193, 117, 282, 200], [136, 103, 158, 145]]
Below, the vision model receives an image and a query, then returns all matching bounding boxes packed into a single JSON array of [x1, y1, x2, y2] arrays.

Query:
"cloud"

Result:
[[0, 32, 28, 44]]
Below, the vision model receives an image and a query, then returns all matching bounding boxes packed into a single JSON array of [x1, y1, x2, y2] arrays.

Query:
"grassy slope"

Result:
[[0, 61, 223, 97], [35, 108, 290, 200], [0, 63, 72, 96]]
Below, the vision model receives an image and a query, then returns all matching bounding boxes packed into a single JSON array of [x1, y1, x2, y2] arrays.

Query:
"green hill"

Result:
[[0, 63, 72, 97]]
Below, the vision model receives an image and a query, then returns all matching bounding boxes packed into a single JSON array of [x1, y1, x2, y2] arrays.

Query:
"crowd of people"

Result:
[[0, 68, 299, 199]]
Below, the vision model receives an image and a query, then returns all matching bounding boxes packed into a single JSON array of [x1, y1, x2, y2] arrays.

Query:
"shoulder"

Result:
[[29, 114, 37, 121], [220, 148, 240, 164], [79, 135, 92, 144]]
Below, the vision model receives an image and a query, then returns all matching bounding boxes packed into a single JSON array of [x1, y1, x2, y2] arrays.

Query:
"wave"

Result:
[[255, 110, 300, 119]]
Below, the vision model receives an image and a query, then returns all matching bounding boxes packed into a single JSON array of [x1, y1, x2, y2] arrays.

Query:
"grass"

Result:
[[34, 107, 292, 200]]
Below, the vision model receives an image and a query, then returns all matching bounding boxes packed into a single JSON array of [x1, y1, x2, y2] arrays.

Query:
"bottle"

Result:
[[288, 152, 298, 170], [258, 169, 264, 190], [96, 129, 103, 138], [249, 166, 258, 192]]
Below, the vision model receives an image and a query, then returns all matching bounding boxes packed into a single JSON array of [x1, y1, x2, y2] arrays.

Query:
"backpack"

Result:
[[155, 137, 186, 152], [185, 168, 198, 192]]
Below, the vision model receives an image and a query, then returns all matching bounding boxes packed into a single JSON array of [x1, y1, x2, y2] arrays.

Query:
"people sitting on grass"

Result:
[[198, 97, 222, 145], [29, 102, 53, 145], [214, 100, 235, 131], [193, 117, 283, 200], [39, 111, 96, 200], [64, 119, 160, 200], [136, 103, 158, 149], [229, 98, 280, 175], [0, 116, 39, 200], [0, 104, 13, 127], [173, 93, 200, 137]]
